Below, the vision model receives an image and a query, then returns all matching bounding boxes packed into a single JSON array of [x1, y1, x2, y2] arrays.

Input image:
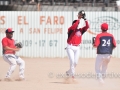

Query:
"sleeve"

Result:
[[68, 20, 79, 32], [2, 38, 8, 47], [80, 20, 89, 35], [112, 36, 116, 47], [94, 35, 100, 47], [82, 20, 89, 31]]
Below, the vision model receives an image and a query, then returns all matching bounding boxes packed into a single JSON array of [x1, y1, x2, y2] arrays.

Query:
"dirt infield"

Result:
[[0, 57, 120, 90]]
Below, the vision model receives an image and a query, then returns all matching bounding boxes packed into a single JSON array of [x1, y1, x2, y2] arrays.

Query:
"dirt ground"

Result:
[[0, 57, 120, 90]]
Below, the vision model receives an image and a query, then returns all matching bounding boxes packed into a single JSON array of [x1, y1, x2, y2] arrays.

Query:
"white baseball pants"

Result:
[[95, 54, 111, 78], [3, 54, 25, 79], [66, 44, 80, 76]]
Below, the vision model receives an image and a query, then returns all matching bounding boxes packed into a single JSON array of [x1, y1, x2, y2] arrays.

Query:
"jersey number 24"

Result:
[[102, 39, 111, 46]]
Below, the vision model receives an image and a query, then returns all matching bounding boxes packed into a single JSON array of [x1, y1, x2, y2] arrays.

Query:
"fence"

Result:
[[0, 11, 120, 58]]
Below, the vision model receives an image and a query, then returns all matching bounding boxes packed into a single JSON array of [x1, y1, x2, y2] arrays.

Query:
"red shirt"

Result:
[[2, 37, 16, 54], [67, 20, 89, 45]]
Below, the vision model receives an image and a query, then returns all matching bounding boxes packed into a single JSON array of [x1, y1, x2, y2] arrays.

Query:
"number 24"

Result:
[[102, 39, 111, 46]]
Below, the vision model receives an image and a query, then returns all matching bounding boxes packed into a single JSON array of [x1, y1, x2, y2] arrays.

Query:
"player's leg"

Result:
[[3, 55, 17, 79], [15, 56, 25, 79], [66, 48, 75, 76], [74, 46, 80, 68], [95, 54, 103, 79], [101, 54, 111, 77], [95, 54, 105, 84]]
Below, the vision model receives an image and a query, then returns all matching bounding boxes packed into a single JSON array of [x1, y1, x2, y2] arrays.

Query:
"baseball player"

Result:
[[65, 10, 89, 79], [93, 23, 116, 84], [1, 28, 25, 81]]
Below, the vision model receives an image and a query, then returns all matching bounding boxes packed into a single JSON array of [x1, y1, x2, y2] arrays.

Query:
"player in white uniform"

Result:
[[93, 23, 116, 84]]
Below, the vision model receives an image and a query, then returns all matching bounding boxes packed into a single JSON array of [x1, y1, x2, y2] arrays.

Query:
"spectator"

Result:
[[103, 0, 109, 7], [29, 0, 36, 4], [37, 0, 42, 11], [22, 0, 26, 5], [116, 0, 120, 9]]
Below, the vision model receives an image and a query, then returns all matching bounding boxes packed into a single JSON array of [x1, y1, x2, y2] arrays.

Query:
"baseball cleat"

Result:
[[15, 77, 25, 81], [98, 78, 105, 84], [66, 71, 70, 76], [4, 77, 12, 81], [72, 76, 74, 79]]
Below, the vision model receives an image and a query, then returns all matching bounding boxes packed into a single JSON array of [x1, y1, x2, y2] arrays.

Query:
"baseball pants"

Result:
[[66, 44, 80, 76], [3, 54, 25, 79], [95, 54, 111, 78]]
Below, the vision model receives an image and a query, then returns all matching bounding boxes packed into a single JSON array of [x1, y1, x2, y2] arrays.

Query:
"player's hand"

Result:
[[14, 48, 20, 51]]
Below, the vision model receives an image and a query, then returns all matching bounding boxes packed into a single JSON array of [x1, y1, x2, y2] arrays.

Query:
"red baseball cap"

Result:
[[101, 23, 108, 31], [5, 28, 14, 33]]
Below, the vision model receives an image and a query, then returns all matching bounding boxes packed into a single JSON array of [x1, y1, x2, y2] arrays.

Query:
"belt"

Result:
[[68, 43, 80, 46]]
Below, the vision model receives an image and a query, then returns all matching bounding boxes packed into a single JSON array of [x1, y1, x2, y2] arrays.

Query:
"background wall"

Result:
[[0, 11, 120, 58]]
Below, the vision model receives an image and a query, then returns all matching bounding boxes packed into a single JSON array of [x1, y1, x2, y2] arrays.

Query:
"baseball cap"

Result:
[[5, 28, 14, 33], [101, 23, 108, 31]]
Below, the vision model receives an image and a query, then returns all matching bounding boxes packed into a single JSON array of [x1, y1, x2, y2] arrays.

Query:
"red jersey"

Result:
[[94, 32, 116, 54], [67, 20, 89, 45], [2, 37, 16, 54]]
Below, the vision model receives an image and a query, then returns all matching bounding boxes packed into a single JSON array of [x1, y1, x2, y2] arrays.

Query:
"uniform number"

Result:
[[102, 39, 111, 46]]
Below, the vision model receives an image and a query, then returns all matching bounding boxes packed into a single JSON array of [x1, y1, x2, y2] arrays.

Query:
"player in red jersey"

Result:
[[65, 10, 89, 79], [1, 28, 25, 81], [93, 23, 116, 84]]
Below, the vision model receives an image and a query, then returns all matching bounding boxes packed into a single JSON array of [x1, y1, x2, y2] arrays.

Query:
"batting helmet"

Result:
[[78, 10, 86, 18], [101, 23, 108, 31]]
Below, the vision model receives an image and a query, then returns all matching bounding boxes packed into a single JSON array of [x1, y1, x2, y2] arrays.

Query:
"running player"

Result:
[[93, 23, 116, 84]]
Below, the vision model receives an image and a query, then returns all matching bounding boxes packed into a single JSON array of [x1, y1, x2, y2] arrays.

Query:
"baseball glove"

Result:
[[92, 37, 96, 45], [15, 42, 23, 48]]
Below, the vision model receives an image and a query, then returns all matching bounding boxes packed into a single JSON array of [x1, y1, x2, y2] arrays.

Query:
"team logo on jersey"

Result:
[[75, 31, 81, 37]]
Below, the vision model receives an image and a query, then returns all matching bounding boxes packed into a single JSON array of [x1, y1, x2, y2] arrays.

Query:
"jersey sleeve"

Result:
[[80, 20, 89, 35], [112, 36, 116, 47], [2, 38, 8, 47], [68, 20, 79, 32], [94, 35, 100, 47], [82, 20, 89, 31]]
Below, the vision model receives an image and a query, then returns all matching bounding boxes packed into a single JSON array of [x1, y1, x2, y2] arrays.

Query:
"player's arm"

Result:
[[87, 29, 97, 35], [79, 20, 89, 35], [3, 46, 20, 51], [2, 39, 20, 51], [112, 36, 116, 49], [68, 20, 79, 32], [81, 20, 89, 32]]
